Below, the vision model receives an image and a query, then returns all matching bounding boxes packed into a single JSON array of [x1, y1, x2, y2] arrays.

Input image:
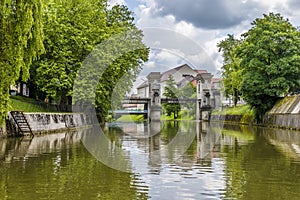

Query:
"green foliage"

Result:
[[116, 115, 144, 122], [32, 0, 109, 105], [178, 82, 197, 118], [180, 82, 197, 98], [217, 34, 242, 106], [162, 75, 181, 119], [31, 0, 149, 123], [162, 76, 196, 119], [238, 13, 300, 121], [0, 0, 45, 123], [10, 96, 56, 113], [212, 104, 253, 115], [218, 13, 300, 121]]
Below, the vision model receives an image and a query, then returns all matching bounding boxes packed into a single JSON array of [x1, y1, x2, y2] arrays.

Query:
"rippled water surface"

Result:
[[0, 121, 300, 199]]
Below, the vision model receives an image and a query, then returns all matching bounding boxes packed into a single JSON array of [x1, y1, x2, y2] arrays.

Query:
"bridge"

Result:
[[111, 110, 148, 114], [111, 97, 212, 121], [122, 97, 198, 104], [111, 72, 213, 121]]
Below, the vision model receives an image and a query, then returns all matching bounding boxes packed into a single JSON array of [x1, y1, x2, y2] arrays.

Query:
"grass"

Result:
[[115, 110, 195, 122], [212, 104, 255, 124], [212, 104, 254, 115], [116, 115, 145, 122], [9, 95, 57, 113]]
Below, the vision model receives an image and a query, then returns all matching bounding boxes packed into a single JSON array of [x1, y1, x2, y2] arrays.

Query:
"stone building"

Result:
[[136, 64, 224, 109]]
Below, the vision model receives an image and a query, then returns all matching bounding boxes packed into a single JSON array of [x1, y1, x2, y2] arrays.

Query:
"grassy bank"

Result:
[[211, 104, 255, 124], [115, 111, 195, 122], [116, 115, 145, 122], [9, 96, 56, 112], [212, 104, 254, 115]]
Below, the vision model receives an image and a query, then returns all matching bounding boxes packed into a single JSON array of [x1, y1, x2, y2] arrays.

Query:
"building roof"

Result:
[[160, 64, 191, 82], [211, 78, 222, 83], [194, 69, 208, 74], [137, 81, 148, 89], [177, 76, 194, 88], [136, 64, 213, 89], [211, 78, 222, 90]]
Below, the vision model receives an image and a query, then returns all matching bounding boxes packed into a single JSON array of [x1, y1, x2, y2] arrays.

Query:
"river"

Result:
[[0, 121, 299, 199]]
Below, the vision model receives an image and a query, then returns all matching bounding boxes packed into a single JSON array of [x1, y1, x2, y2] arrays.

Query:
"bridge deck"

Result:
[[109, 110, 148, 115], [122, 97, 198, 104]]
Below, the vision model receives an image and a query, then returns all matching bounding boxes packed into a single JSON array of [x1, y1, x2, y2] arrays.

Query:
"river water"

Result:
[[0, 121, 300, 200]]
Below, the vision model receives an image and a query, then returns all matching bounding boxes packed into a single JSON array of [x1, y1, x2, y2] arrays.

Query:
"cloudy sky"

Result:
[[109, 0, 300, 79]]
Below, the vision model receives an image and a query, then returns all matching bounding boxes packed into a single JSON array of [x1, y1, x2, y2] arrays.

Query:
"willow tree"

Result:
[[0, 0, 44, 123]]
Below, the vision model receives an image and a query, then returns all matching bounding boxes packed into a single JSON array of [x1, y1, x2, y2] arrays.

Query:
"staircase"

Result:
[[10, 111, 33, 136]]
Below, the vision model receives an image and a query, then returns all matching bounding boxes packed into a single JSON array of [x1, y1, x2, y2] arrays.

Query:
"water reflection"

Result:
[[0, 122, 300, 199], [0, 130, 149, 200]]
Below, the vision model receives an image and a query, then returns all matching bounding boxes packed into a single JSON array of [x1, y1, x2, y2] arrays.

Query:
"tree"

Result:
[[238, 13, 300, 121], [217, 34, 243, 107], [94, 5, 149, 122], [179, 82, 196, 98], [163, 75, 181, 119], [178, 82, 196, 118], [32, 0, 149, 122], [0, 0, 44, 123], [32, 0, 109, 105]]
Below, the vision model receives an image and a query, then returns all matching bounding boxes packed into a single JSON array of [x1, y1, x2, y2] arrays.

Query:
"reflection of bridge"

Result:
[[112, 97, 212, 120]]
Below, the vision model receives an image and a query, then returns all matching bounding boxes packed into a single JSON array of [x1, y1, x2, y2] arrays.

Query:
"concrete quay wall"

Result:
[[211, 95, 300, 130], [3, 112, 93, 136]]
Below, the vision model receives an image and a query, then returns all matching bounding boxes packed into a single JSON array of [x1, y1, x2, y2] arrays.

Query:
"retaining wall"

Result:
[[263, 114, 300, 129], [6, 112, 92, 136], [263, 95, 300, 130], [210, 114, 254, 125], [211, 95, 300, 130]]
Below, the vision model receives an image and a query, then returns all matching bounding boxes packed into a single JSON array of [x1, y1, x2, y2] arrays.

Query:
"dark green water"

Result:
[[0, 122, 300, 200]]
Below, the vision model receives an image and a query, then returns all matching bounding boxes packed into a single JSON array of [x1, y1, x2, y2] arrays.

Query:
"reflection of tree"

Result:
[[222, 127, 300, 199], [160, 121, 180, 143], [0, 132, 148, 200]]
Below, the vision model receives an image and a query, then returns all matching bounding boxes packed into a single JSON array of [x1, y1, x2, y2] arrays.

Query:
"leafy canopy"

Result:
[[31, 0, 149, 123], [218, 13, 300, 121], [0, 0, 44, 123], [163, 75, 181, 118], [238, 13, 300, 120], [217, 34, 242, 107]]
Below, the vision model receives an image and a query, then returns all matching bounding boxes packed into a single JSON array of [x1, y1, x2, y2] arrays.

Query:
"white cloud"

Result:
[[127, 0, 300, 81], [108, 0, 126, 7]]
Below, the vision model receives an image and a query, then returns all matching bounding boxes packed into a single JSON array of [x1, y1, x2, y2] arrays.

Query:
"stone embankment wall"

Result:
[[26, 113, 91, 132], [5, 112, 93, 136], [210, 114, 254, 125], [211, 95, 300, 130], [263, 95, 300, 129]]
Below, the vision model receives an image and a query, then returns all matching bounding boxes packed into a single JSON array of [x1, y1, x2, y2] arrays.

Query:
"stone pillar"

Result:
[[147, 72, 162, 122], [195, 74, 204, 121]]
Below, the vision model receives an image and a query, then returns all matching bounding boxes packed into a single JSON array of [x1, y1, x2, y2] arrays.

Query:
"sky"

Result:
[[108, 0, 300, 82]]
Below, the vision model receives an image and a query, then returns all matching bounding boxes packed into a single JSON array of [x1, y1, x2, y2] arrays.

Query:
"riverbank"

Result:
[[3, 112, 93, 137], [211, 95, 300, 130]]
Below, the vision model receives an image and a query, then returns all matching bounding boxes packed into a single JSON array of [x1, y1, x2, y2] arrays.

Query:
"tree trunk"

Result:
[[60, 89, 69, 112], [60, 89, 68, 105]]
